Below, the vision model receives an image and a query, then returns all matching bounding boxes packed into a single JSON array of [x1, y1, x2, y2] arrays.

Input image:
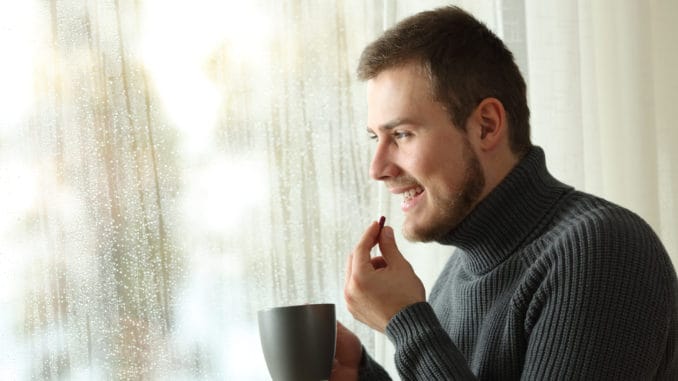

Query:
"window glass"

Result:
[[0, 0, 384, 379]]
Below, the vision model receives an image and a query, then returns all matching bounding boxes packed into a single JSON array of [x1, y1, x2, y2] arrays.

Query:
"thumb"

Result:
[[377, 226, 404, 262]]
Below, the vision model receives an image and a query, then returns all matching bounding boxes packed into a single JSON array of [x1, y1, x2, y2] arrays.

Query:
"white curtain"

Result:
[[0, 0, 675, 380]]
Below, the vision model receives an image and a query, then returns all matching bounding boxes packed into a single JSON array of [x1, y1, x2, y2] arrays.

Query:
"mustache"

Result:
[[385, 175, 420, 188]]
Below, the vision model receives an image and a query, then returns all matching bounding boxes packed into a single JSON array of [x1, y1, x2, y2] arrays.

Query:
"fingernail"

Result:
[[382, 226, 394, 238]]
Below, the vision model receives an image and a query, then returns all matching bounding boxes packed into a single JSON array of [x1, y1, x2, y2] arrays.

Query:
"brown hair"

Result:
[[357, 6, 531, 155]]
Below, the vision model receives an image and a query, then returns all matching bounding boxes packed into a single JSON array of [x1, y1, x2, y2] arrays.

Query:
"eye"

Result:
[[368, 132, 379, 141], [393, 130, 412, 140]]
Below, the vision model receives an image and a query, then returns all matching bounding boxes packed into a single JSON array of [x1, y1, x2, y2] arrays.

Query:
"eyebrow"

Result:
[[366, 118, 415, 134]]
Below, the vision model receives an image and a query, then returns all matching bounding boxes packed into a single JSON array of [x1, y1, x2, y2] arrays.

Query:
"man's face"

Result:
[[367, 64, 485, 242]]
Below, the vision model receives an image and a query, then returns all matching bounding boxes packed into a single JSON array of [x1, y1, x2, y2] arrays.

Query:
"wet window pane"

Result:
[[0, 0, 385, 379]]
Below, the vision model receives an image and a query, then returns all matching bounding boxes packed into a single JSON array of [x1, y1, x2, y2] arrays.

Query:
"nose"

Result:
[[369, 141, 400, 181]]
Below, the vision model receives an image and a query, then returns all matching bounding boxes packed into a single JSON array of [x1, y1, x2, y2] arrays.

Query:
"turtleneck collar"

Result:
[[436, 146, 573, 274]]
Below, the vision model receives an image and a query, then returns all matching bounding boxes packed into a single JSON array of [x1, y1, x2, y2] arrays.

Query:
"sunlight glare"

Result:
[[0, 160, 39, 235], [0, 1, 41, 129], [140, 0, 272, 153], [182, 155, 269, 232]]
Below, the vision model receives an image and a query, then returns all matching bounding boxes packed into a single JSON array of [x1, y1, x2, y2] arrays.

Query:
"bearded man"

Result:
[[332, 6, 678, 381]]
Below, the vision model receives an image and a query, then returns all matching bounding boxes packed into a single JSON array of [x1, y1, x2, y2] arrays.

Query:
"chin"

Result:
[[402, 215, 455, 243]]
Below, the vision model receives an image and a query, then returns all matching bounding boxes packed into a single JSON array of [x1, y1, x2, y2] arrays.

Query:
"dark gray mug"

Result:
[[257, 303, 336, 381]]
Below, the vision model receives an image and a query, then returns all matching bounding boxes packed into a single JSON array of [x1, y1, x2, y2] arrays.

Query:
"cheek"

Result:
[[419, 145, 463, 180], [405, 141, 443, 172], [404, 153, 435, 183]]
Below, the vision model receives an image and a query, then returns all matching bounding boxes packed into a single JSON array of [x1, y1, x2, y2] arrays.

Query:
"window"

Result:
[[0, 0, 383, 379]]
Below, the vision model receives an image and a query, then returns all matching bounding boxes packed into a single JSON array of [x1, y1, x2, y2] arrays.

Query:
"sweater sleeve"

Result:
[[521, 211, 678, 379], [385, 302, 477, 380], [358, 346, 392, 380]]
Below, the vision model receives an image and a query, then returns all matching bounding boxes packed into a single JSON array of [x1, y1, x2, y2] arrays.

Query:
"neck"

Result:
[[437, 146, 573, 274], [477, 146, 521, 201]]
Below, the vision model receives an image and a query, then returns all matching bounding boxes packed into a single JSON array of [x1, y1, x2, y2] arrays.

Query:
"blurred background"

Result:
[[0, 0, 676, 379]]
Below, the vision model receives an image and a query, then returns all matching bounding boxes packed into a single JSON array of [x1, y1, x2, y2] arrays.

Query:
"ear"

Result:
[[468, 98, 507, 151]]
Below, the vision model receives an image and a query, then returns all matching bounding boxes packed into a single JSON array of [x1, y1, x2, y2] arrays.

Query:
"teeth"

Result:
[[403, 186, 423, 201]]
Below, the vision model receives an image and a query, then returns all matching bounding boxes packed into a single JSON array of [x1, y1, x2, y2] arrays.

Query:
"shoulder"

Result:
[[531, 191, 668, 262], [524, 190, 675, 296], [559, 192, 666, 260]]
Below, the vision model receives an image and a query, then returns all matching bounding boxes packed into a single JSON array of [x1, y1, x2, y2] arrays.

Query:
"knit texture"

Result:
[[360, 146, 678, 380]]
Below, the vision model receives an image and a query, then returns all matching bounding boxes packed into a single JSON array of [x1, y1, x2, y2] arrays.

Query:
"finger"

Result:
[[351, 221, 381, 271], [336, 321, 354, 345], [377, 226, 404, 263], [344, 253, 353, 288]]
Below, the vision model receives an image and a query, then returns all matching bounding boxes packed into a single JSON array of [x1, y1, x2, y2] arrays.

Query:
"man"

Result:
[[331, 6, 678, 381]]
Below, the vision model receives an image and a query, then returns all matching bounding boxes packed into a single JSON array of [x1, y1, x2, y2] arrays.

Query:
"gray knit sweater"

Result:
[[360, 146, 678, 380]]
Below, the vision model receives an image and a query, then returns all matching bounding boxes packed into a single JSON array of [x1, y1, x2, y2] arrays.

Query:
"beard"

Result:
[[403, 143, 485, 242]]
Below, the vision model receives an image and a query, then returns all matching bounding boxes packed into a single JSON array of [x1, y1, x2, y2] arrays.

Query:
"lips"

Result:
[[399, 186, 424, 212]]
